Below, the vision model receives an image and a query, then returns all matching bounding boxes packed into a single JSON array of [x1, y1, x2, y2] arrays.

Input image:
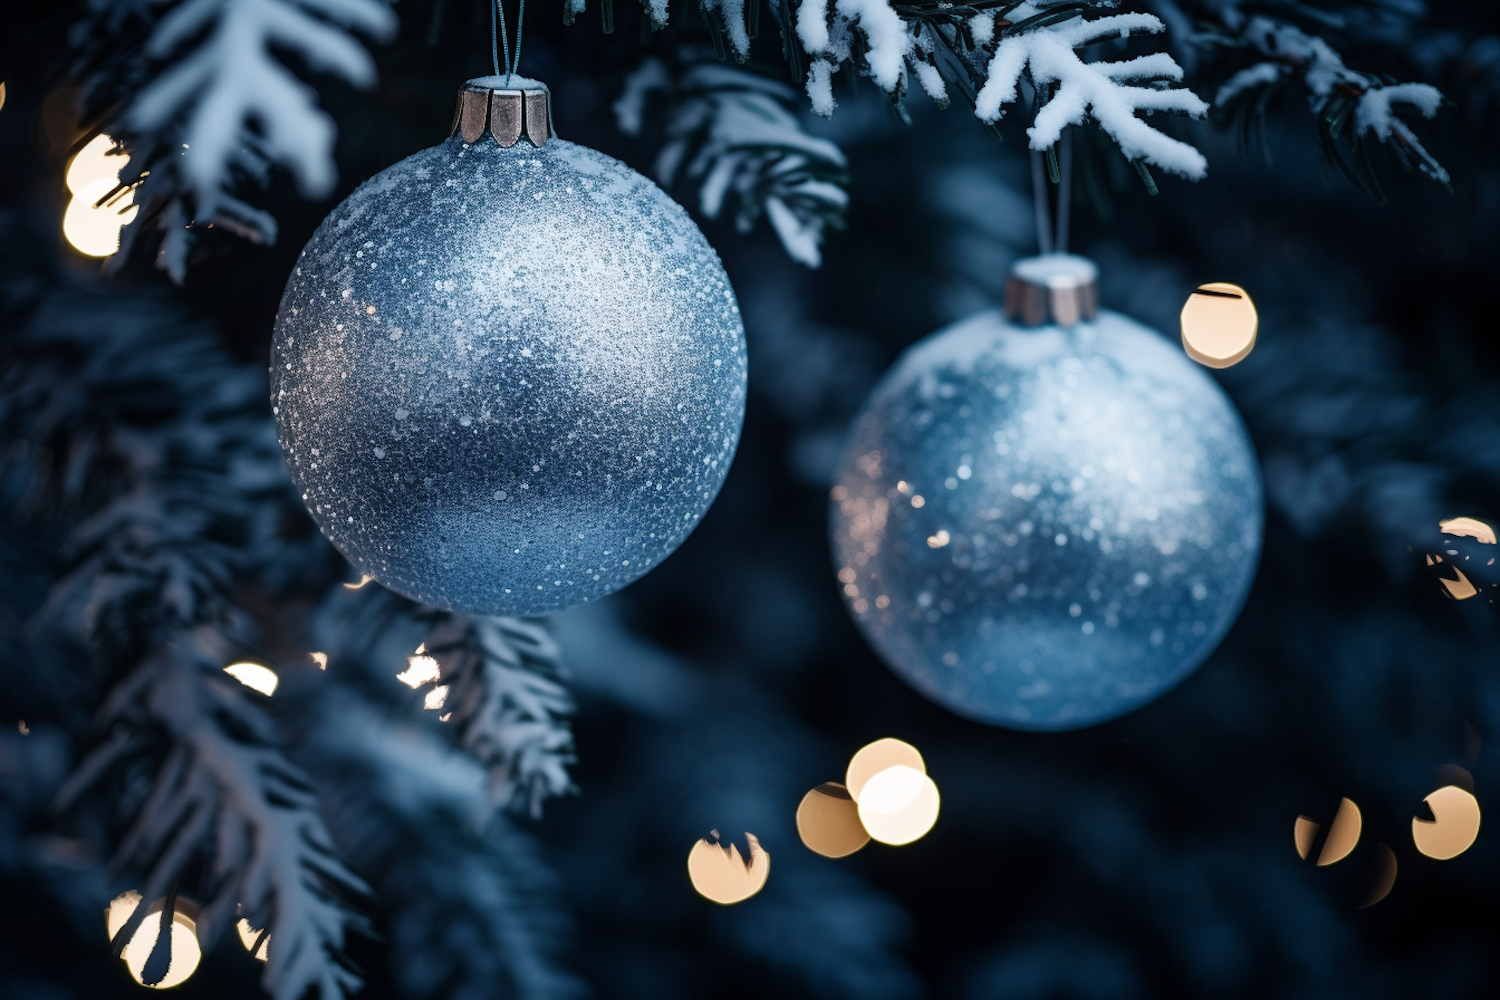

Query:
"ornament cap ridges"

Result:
[[1005, 253, 1100, 328], [450, 76, 556, 148]]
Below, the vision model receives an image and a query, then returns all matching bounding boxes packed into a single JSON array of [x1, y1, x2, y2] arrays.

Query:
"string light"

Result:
[[687, 832, 769, 905], [856, 765, 940, 846], [845, 738, 925, 802], [398, 645, 441, 688], [224, 662, 279, 696], [796, 782, 870, 858], [63, 135, 137, 258], [1180, 282, 1257, 369], [236, 918, 269, 962], [1412, 785, 1481, 860], [1295, 798, 1361, 866], [105, 891, 202, 989]]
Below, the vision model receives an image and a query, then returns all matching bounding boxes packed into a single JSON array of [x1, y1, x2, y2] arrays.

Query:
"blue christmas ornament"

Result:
[[830, 256, 1262, 731], [272, 79, 746, 614]]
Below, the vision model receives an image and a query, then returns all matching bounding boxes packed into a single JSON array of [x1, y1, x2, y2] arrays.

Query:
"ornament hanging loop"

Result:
[[491, 0, 528, 83]]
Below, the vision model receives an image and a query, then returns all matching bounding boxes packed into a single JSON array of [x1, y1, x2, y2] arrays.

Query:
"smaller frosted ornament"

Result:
[[272, 79, 747, 614], [830, 256, 1263, 731]]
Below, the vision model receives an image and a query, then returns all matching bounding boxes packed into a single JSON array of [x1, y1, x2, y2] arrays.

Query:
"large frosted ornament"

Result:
[[830, 255, 1262, 731], [272, 79, 746, 614]]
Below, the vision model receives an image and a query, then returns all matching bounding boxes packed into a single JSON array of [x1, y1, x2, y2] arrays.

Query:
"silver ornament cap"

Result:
[[450, 75, 556, 147], [1005, 253, 1100, 328]]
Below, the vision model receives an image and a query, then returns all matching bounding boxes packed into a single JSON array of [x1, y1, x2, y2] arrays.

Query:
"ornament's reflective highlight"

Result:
[[796, 782, 870, 858], [1412, 785, 1480, 860], [831, 310, 1262, 730], [272, 119, 746, 615], [687, 832, 770, 904]]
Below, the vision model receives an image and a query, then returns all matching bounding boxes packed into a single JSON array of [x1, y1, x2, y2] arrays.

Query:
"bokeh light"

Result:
[[63, 135, 136, 258], [856, 765, 940, 846], [224, 662, 278, 696], [1180, 282, 1258, 368], [1425, 517, 1499, 602], [398, 645, 441, 688], [1357, 843, 1398, 909], [105, 891, 202, 989], [687, 832, 770, 905], [1317, 797, 1361, 866], [1293, 815, 1319, 860], [66, 134, 124, 194], [796, 782, 870, 858], [63, 178, 138, 258], [845, 738, 925, 802], [1439, 517, 1497, 545], [1412, 785, 1481, 860], [236, 918, 269, 962]]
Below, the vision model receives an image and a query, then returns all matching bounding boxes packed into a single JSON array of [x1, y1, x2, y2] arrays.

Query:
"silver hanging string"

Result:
[[1030, 148, 1054, 256], [491, 0, 527, 84], [1056, 129, 1073, 255]]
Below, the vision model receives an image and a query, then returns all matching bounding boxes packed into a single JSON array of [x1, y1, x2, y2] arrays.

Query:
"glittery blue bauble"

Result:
[[272, 136, 746, 614], [830, 310, 1262, 730]]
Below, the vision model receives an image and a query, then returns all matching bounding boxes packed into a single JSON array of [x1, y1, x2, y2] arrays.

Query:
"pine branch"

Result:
[[424, 615, 578, 820], [70, 0, 398, 281], [293, 660, 584, 1000], [617, 58, 850, 267], [2, 244, 365, 998], [55, 629, 370, 1000], [1200, 13, 1450, 199]]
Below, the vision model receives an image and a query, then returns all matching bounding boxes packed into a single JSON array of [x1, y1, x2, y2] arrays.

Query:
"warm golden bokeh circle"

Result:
[[796, 782, 871, 858], [845, 738, 925, 802], [687, 833, 770, 904], [1180, 282, 1258, 369]]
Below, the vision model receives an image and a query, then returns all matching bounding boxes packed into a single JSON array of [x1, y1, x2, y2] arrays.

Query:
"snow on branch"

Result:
[[424, 615, 578, 820], [975, 10, 1209, 179], [73, 0, 397, 281], [785, 0, 1208, 179], [1209, 15, 1449, 188], [296, 693, 584, 1000], [616, 60, 849, 268], [54, 630, 369, 1000], [5, 263, 365, 999]]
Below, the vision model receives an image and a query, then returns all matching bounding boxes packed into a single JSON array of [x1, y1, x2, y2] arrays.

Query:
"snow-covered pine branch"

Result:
[[789, 0, 1209, 180], [973, 8, 1209, 179], [72, 0, 398, 282], [1206, 15, 1449, 191], [309, 584, 578, 822], [423, 615, 578, 820], [295, 692, 584, 1000], [616, 60, 849, 267], [54, 629, 369, 1000], [2, 252, 364, 999]]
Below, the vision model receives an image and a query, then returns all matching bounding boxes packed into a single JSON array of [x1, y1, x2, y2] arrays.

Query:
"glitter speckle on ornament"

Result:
[[271, 79, 746, 614], [830, 256, 1262, 731]]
